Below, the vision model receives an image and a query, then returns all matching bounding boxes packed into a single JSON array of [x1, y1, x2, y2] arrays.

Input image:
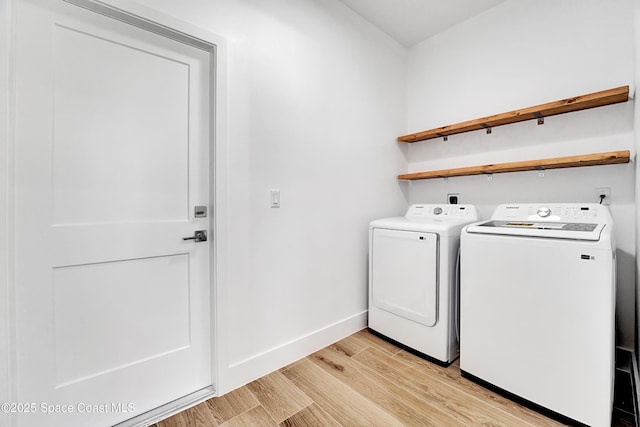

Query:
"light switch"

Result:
[[270, 190, 280, 208]]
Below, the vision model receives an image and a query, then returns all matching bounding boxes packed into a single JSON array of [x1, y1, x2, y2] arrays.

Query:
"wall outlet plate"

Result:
[[447, 193, 459, 204], [594, 187, 611, 205]]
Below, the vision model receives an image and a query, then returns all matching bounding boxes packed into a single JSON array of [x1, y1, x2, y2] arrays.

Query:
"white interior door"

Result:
[[371, 228, 439, 326], [13, 1, 212, 426]]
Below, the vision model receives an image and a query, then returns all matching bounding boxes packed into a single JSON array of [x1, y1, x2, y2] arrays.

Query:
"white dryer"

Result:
[[369, 204, 478, 364], [460, 203, 615, 427]]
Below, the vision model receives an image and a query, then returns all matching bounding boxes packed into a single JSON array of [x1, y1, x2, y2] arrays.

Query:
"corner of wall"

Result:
[[632, 0, 640, 404], [0, 0, 13, 421], [216, 311, 366, 394]]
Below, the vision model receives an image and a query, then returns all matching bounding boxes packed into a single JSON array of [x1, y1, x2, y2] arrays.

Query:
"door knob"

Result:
[[183, 230, 207, 242]]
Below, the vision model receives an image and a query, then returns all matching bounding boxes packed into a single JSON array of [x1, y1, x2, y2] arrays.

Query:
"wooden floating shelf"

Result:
[[398, 86, 630, 143], [398, 150, 630, 181]]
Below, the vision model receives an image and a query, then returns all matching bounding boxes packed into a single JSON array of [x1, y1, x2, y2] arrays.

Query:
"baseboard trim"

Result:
[[221, 310, 367, 393], [116, 311, 368, 425], [113, 386, 217, 427]]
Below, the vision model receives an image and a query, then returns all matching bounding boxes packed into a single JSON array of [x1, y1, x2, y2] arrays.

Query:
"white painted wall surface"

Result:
[[634, 0, 640, 361], [406, 0, 637, 348], [0, 0, 12, 421], [407, 0, 634, 133], [130, 0, 408, 393]]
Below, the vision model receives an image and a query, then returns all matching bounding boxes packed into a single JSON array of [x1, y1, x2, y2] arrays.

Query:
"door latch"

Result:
[[194, 205, 207, 218], [183, 230, 207, 242]]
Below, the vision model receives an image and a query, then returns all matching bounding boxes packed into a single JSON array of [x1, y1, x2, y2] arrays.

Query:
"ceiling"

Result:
[[337, 0, 507, 47]]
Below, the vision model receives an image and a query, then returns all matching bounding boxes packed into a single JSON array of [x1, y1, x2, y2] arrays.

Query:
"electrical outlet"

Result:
[[447, 193, 459, 204], [594, 187, 611, 205]]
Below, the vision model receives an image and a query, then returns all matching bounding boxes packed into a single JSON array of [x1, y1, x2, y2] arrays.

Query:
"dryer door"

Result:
[[371, 228, 438, 326]]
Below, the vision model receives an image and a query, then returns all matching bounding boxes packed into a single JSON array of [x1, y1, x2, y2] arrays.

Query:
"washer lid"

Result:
[[466, 220, 606, 241], [370, 217, 475, 235]]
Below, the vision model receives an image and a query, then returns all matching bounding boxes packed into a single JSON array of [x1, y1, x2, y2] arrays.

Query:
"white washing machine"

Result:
[[368, 204, 478, 364], [460, 203, 615, 427]]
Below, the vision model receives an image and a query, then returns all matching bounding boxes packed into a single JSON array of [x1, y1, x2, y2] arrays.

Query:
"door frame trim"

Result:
[[2, 1, 229, 425]]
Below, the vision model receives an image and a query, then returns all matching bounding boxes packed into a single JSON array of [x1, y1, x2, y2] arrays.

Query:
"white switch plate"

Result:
[[270, 190, 280, 208]]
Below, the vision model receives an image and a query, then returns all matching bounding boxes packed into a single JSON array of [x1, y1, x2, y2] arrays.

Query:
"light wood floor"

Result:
[[155, 329, 573, 426]]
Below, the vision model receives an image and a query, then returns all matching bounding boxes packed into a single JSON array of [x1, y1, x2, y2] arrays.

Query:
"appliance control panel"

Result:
[[489, 203, 611, 224], [406, 204, 477, 220], [477, 220, 598, 232]]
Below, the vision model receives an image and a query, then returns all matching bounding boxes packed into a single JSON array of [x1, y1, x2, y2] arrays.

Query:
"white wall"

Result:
[[634, 0, 640, 361], [131, 0, 408, 393], [406, 0, 637, 348], [0, 0, 12, 421]]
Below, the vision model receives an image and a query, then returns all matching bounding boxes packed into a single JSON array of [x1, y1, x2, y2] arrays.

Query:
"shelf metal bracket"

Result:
[[437, 133, 448, 142], [481, 124, 492, 134], [534, 112, 545, 125], [536, 166, 545, 177]]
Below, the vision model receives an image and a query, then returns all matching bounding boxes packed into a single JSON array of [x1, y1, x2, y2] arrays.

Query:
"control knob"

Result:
[[537, 207, 551, 218]]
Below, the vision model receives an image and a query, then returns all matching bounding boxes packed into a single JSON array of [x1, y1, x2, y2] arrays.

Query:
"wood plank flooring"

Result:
[[154, 329, 579, 426]]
